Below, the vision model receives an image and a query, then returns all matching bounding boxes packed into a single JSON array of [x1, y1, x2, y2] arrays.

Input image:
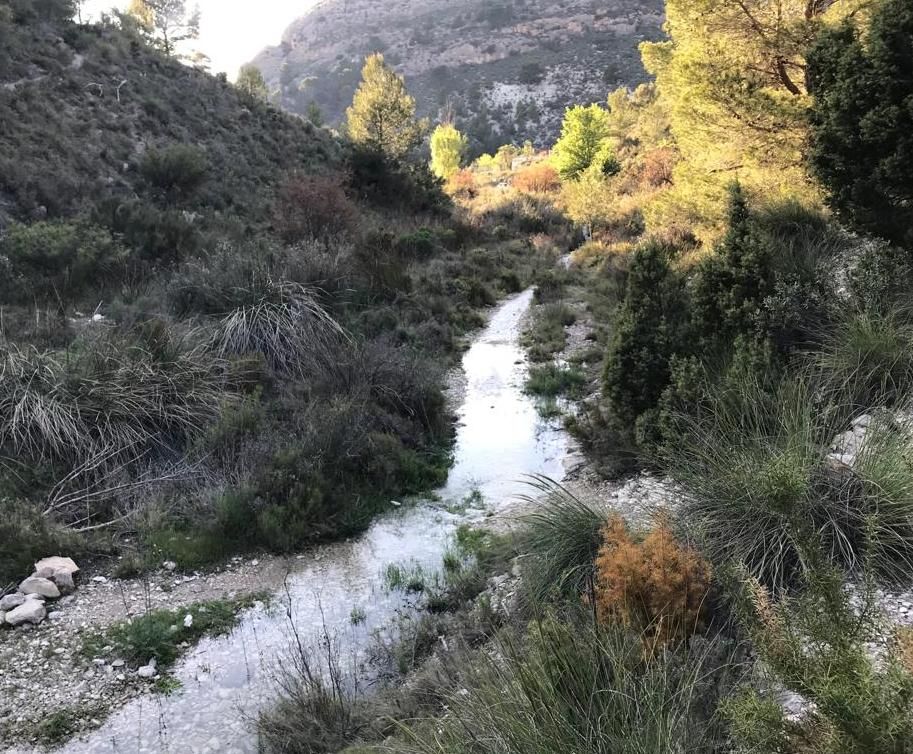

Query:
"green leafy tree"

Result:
[[128, 0, 200, 57], [236, 64, 269, 102], [429, 123, 467, 179], [807, 0, 913, 248], [345, 53, 426, 160], [552, 104, 615, 180]]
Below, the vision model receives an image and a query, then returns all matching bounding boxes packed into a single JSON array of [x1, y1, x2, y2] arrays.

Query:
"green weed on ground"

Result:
[[525, 362, 587, 398], [81, 594, 266, 670]]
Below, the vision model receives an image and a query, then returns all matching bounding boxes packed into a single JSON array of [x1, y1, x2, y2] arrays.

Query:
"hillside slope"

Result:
[[253, 0, 664, 153], [0, 14, 339, 226]]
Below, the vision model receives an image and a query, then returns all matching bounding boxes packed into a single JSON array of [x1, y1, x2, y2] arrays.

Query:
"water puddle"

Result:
[[53, 288, 568, 753]]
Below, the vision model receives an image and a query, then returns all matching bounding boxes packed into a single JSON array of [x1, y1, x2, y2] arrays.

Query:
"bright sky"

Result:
[[82, 0, 321, 78]]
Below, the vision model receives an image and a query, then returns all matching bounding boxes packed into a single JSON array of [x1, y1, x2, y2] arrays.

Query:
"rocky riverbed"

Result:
[[0, 555, 291, 745]]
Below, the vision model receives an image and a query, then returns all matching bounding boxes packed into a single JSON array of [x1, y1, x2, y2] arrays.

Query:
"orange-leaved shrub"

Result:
[[594, 513, 712, 648], [447, 168, 477, 198], [274, 171, 357, 242], [513, 163, 561, 194]]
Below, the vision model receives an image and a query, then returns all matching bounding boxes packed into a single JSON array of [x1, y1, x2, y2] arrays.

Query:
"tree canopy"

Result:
[[236, 64, 269, 103], [127, 0, 200, 58], [552, 104, 616, 181], [345, 53, 425, 160], [430, 123, 468, 179], [807, 0, 913, 248], [638, 0, 866, 236]]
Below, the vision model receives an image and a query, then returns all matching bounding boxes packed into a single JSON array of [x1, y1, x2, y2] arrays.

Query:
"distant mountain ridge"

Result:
[[253, 0, 664, 154]]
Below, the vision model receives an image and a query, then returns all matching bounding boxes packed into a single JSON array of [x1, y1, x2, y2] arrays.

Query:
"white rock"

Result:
[[162, 560, 177, 572], [34, 556, 79, 577], [0, 593, 26, 611], [33, 566, 55, 579], [51, 569, 75, 595], [5, 600, 47, 626], [137, 657, 157, 679], [183, 613, 193, 628], [18, 577, 60, 600], [91, 576, 108, 584]]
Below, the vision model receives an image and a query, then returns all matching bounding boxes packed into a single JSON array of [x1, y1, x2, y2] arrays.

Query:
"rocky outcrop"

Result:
[[252, 0, 664, 149]]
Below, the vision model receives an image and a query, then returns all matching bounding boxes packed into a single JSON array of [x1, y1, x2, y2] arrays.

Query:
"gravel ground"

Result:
[[0, 554, 293, 744]]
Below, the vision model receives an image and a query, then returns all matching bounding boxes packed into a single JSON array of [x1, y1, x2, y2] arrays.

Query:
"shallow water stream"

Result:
[[56, 288, 569, 753]]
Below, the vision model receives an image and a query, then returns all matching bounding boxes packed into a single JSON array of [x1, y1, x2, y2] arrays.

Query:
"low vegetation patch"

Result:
[[524, 362, 587, 398], [81, 595, 265, 669]]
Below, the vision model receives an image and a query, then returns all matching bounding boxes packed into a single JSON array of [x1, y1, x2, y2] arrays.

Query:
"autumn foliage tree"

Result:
[[345, 53, 426, 160]]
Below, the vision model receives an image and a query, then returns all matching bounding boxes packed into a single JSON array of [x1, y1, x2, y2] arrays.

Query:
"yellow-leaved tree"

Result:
[[345, 54, 427, 160], [429, 123, 468, 180]]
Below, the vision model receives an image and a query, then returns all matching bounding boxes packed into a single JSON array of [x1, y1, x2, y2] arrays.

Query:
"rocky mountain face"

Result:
[[253, 0, 665, 155]]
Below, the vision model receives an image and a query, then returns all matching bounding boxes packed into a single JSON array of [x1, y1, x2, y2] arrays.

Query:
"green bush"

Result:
[[516, 476, 609, 604], [816, 309, 913, 411], [140, 144, 209, 203], [103, 199, 202, 266], [396, 228, 437, 260], [730, 569, 913, 753], [0, 220, 128, 306]]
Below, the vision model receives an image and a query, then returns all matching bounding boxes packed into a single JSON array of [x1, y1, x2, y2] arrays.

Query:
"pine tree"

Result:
[[127, 0, 200, 58], [637, 0, 865, 234], [236, 64, 269, 102], [429, 123, 467, 179], [604, 241, 689, 425], [807, 0, 913, 248], [345, 54, 425, 160]]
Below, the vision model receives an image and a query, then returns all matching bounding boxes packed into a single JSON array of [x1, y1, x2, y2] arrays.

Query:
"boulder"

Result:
[[33, 566, 55, 579], [34, 556, 79, 578], [0, 593, 26, 611], [51, 569, 75, 595], [19, 576, 60, 600], [5, 600, 47, 626]]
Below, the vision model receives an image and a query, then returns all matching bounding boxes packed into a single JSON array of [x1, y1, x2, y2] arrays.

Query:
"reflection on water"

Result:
[[53, 289, 567, 753]]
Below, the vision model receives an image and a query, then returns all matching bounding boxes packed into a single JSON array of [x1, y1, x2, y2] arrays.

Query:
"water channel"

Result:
[[55, 288, 570, 753]]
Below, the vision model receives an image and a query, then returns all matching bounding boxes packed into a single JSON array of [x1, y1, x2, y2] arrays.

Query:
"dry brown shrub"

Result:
[[274, 171, 357, 242], [594, 513, 712, 648], [513, 163, 561, 194], [638, 147, 677, 189], [447, 168, 477, 198]]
